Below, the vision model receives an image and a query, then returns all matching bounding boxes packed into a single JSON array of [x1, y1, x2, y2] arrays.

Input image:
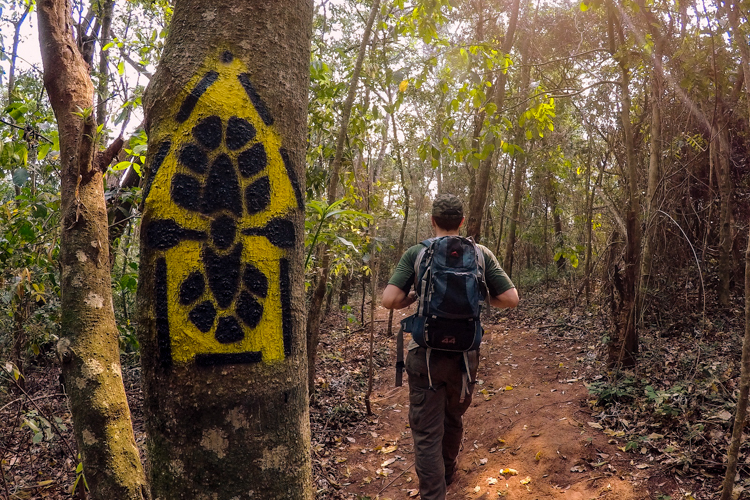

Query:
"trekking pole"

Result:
[[395, 324, 404, 386]]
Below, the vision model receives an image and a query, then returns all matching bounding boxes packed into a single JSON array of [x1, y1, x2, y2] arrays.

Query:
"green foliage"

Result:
[[586, 375, 639, 405], [305, 198, 373, 279]]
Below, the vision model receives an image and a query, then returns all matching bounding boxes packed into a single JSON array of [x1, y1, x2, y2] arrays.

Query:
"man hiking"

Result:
[[382, 193, 519, 500]]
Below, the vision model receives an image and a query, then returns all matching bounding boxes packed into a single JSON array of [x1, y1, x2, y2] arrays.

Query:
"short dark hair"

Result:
[[432, 215, 463, 231]]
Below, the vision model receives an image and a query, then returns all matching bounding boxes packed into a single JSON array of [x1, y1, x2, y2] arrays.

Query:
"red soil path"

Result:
[[335, 307, 652, 499]]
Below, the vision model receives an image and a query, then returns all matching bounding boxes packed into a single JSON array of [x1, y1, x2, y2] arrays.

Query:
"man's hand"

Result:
[[488, 287, 519, 309], [382, 285, 418, 310]]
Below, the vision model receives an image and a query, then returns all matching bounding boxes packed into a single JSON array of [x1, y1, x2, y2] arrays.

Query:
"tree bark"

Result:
[[306, 0, 381, 393], [95, 0, 115, 131], [719, 227, 750, 500], [504, 152, 526, 279], [606, 4, 640, 368], [639, 40, 662, 307], [387, 111, 409, 336], [37, 0, 148, 498], [465, 0, 522, 240], [138, 1, 313, 498]]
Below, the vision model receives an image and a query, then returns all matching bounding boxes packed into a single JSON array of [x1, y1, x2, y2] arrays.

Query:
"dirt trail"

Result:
[[335, 307, 651, 499]]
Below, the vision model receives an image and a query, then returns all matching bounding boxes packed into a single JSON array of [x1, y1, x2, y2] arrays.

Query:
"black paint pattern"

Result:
[[221, 50, 234, 64], [238, 73, 274, 126], [281, 258, 292, 356], [179, 143, 208, 174], [151, 67, 300, 366], [244, 176, 271, 215], [155, 258, 172, 368], [176, 71, 219, 123], [203, 244, 242, 309], [236, 291, 263, 328], [243, 265, 268, 298], [210, 216, 237, 250], [179, 272, 205, 305], [194, 115, 224, 150], [143, 140, 171, 204], [226, 116, 256, 150], [238, 143, 267, 178], [171, 173, 202, 211], [145, 219, 206, 250], [280, 148, 304, 210], [195, 351, 262, 366], [189, 301, 217, 333], [242, 218, 295, 249], [201, 154, 243, 216], [215, 316, 244, 344]]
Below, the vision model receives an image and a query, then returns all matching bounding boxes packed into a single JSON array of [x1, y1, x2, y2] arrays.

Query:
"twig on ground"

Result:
[[378, 461, 415, 494], [1, 366, 76, 460], [0, 393, 67, 414]]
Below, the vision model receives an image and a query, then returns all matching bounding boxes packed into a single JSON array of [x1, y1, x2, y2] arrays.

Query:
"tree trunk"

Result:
[[306, 0, 381, 393], [717, 120, 733, 307], [37, 0, 148, 498], [639, 38, 663, 312], [387, 111, 409, 336], [504, 153, 526, 279], [719, 227, 750, 500], [465, 0, 522, 240], [607, 6, 640, 367], [95, 0, 115, 130], [138, 1, 313, 498]]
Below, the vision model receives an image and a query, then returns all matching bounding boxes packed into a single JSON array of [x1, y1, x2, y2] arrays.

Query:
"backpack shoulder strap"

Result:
[[467, 237, 486, 273], [413, 238, 435, 280]]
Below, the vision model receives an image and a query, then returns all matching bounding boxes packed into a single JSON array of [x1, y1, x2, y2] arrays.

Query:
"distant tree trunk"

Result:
[[339, 273, 351, 307], [95, 0, 115, 130], [719, 227, 750, 500], [639, 42, 662, 307], [637, 1, 665, 315], [584, 155, 606, 304], [504, 152, 526, 279], [387, 111, 409, 336], [137, 1, 313, 498], [494, 156, 514, 258], [607, 6, 640, 367], [716, 119, 733, 307], [37, 0, 148, 497], [306, 0, 381, 393], [465, 0, 521, 240]]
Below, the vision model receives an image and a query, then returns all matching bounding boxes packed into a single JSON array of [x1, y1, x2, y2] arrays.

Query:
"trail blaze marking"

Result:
[[144, 50, 302, 366]]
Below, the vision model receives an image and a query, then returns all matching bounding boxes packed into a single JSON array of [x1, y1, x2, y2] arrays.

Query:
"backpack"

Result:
[[402, 236, 487, 352]]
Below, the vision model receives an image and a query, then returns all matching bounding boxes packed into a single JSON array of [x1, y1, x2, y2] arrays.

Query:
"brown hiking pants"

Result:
[[406, 347, 479, 500]]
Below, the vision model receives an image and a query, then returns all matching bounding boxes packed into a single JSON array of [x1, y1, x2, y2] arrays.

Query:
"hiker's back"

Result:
[[406, 236, 486, 351]]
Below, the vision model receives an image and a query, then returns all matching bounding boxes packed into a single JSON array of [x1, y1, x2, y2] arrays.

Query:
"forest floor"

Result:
[[1, 279, 747, 499], [312, 306, 658, 500]]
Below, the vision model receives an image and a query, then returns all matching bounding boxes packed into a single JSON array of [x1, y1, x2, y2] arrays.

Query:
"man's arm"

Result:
[[382, 285, 417, 310], [488, 287, 519, 309]]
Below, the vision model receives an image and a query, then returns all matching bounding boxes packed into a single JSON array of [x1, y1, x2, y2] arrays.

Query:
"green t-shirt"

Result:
[[387, 240, 515, 298]]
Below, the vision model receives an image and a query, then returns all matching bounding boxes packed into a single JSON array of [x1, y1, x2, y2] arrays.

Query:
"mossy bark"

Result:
[[37, 0, 148, 498], [138, 1, 313, 498]]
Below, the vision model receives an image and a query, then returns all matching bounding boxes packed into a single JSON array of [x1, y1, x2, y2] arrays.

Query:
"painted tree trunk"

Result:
[[36, 0, 148, 498], [138, 1, 313, 498]]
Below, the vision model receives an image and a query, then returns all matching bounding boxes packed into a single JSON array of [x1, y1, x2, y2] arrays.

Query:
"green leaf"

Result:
[[117, 61, 125, 75], [12, 167, 29, 186], [32, 432, 43, 444]]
